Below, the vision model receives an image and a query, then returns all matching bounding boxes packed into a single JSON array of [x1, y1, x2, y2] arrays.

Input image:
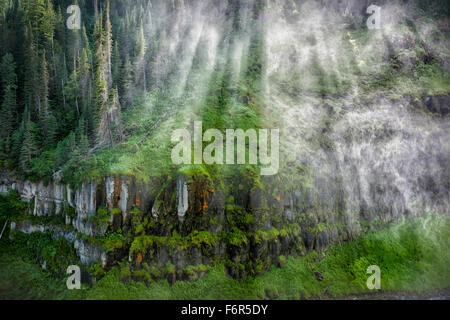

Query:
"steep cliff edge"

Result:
[[2, 96, 448, 282], [0, 0, 448, 284]]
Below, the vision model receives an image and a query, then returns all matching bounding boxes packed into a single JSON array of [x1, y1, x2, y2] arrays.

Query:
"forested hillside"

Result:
[[0, 0, 151, 183], [0, 0, 449, 184]]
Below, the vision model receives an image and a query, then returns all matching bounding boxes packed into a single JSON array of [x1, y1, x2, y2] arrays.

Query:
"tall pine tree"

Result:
[[20, 119, 39, 172], [0, 53, 17, 159], [93, 0, 122, 147]]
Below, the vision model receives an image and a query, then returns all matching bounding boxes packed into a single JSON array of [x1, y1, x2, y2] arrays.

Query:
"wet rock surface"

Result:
[[424, 95, 450, 116], [0, 93, 449, 280]]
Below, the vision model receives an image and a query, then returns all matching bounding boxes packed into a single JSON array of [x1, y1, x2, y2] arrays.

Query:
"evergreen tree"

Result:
[[120, 54, 134, 109], [105, 0, 113, 89], [93, 8, 108, 125], [112, 41, 121, 89], [39, 51, 49, 115], [0, 53, 17, 148], [0, 86, 16, 158], [78, 48, 91, 109], [67, 0, 81, 73], [0, 53, 17, 91], [46, 113, 58, 148], [81, 25, 90, 53], [24, 0, 47, 39], [24, 0, 55, 46], [74, 119, 89, 157], [54, 6, 65, 45], [134, 23, 147, 98], [65, 69, 81, 117], [93, 1, 122, 147], [10, 120, 25, 167], [50, 7, 66, 114], [20, 119, 39, 171], [23, 25, 40, 119], [41, 0, 56, 45], [38, 51, 50, 147]]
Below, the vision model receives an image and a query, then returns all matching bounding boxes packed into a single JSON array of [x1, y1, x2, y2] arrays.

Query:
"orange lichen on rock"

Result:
[[200, 187, 210, 214], [108, 177, 121, 210], [192, 177, 214, 214], [202, 193, 208, 214], [136, 194, 141, 207]]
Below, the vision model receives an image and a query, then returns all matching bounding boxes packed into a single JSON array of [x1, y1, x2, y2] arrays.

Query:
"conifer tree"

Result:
[[134, 23, 147, 99], [24, 0, 55, 46], [67, 0, 81, 73], [23, 25, 40, 119], [41, 0, 56, 45], [46, 113, 58, 148], [10, 119, 26, 167], [38, 51, 50, 148], [74, 119, 89, 157], [105, 0, 113, 88], [112, 41, 121, 89], [0, 53, 17, 149], [65, 69, 81, 117], [121, 54, 134, 109], [24, 0, 47, 39], [93, 1, 122, 147], [78, 48, 91, 109], [20, 119, 39, 171]]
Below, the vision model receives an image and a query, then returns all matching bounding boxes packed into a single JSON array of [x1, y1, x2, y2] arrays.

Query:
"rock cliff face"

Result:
[[1, 176, 109, 266], [0, 0, 448, 282], [1, 99, 449, 280]]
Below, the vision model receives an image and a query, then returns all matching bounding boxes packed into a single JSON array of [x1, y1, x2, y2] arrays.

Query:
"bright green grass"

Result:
[[1, 214, 449, 300]]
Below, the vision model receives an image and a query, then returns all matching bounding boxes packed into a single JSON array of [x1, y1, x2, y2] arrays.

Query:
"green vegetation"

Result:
[[130, 230, 218, 255], [0, 214, 448, 300], [0, 0, 447, 194], [0, 0, 448, 302], [103, 232, 125, 253], [0, 243, 72, 300], [3, 229, 80, 279]]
